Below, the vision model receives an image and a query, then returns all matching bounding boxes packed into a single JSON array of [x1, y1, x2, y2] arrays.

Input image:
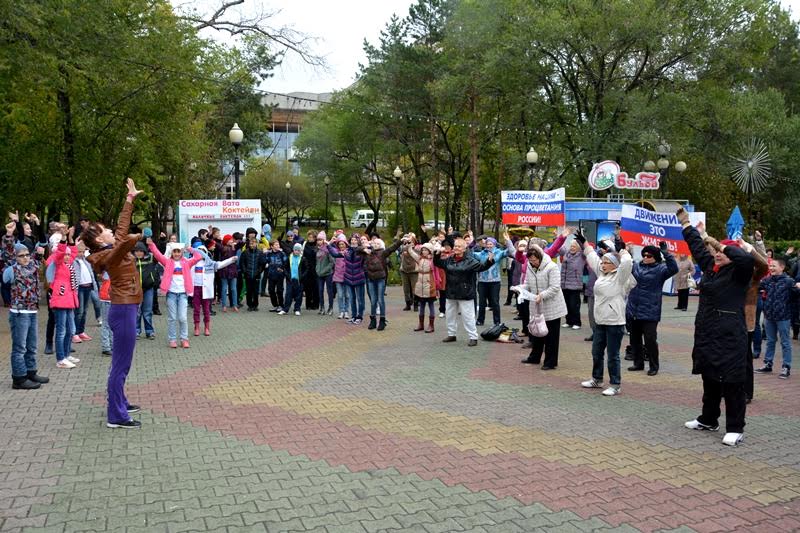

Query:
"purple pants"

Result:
[[192, 286, 211, 325], [107, 303, 137, 423]]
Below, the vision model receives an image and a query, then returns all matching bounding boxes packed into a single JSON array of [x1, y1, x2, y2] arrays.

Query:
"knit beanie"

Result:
[[222, 234, 233, 246], [720, 239, 740, 248], [13, 243, 28, 254], [133, 241, 148, 254], [485, 237, 498, 247], [642, 245, 662, 262], [317, 231, 327, 241], [143, 227, 153, 238], [293, 243, 303, 252], [604, 253, 621, 268]]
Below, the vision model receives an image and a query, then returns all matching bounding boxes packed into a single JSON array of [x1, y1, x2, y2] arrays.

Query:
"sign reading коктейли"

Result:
[[501, 188, 565, 226]]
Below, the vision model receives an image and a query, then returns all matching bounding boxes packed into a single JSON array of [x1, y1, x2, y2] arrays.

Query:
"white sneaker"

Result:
[[581, 378, 603, 388], [344, 313, 350, 320], [685, 419, 719, 432], [438, 312, 445, 318], [722, 432, 744, 446], [294, 311, 301, 316], [562, 323, 571, 328], [67, 355, 80, 364], [57, 359, 76, 369], [277, 310, 286, 315], [571, 325, 581, 330], [337, 312, 344, 319], [601, 386, 620, 396]]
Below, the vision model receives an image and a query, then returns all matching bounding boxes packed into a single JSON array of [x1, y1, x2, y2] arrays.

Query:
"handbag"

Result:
[[686, 273, 697, 290], [528, 301, 549, 338]]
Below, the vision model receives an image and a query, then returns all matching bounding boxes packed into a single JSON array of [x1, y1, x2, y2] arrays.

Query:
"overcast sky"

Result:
[[179, 0, 799, 95]]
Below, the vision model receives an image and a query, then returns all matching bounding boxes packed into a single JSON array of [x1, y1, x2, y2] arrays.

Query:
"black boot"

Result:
[[368, 316, 377, 330], [377, 317, 387, 331], [27, 371, 49, 384], [12, 376, 40, 390]]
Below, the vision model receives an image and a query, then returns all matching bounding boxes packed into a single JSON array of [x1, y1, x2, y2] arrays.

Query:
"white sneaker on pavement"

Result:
[[722, 432, 744, 446], [601, 386, 620, 396], [581, 379, 603, 388], [67, 355, 80, 364], [57, 359, 76, 369], [684, 419, 719, 431]]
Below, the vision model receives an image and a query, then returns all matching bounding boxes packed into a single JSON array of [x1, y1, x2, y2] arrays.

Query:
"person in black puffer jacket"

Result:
[[626, 242, 678, 375], [678, 209, 754, 447], [238, 238, 267, 311], [433, 237, 494, 346]]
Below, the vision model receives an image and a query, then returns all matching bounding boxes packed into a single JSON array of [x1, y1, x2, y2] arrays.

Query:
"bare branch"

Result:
[[178, 1, 326, 68]]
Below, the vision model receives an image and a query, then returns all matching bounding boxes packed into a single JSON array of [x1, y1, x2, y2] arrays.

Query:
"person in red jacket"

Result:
[[46, 239, 80, 369]]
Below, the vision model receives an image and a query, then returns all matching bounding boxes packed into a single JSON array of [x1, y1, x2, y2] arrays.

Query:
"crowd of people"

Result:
[[2, 184, 799, 442]]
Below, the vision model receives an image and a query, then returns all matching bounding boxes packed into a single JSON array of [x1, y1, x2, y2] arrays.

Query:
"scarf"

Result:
[[68, 260, 79, 290]]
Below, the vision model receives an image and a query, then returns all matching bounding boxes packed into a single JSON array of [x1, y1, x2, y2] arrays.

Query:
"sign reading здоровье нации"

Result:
[[501, 188, 565, 226]]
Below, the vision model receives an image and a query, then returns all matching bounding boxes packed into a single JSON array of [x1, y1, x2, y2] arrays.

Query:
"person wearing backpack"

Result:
[[133, 242, 160, 339]]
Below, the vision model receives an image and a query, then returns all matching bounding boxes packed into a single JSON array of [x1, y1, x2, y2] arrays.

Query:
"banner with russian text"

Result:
[[501, 188, 565, 226], [619, 205, 705, 255]]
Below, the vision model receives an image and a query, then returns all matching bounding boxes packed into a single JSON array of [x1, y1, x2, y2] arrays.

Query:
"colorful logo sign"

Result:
[[588, 161, 661, 191], [501, 188, 565, 226]]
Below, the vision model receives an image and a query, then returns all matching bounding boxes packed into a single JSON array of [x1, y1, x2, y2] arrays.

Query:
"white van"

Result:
[[350, 209, 388, 228]]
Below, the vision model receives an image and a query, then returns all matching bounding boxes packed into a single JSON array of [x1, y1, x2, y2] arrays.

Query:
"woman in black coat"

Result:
[[678, 209, 754, 446]]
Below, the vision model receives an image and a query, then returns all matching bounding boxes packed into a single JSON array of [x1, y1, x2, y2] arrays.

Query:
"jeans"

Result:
[[137, 287, 155, 336], [220, 277, 238, 308], [90, 288, 101, 320], [75, 285, 94, 335], [53, 308, 75, 362], [349, 283, 365, 319], [108, 303, 137, 424], [100, 301, 113, 352], [367, 278, 386, 317], [8, 312, 38, 377], [477, 281, 501, 325], [563, 288, 582, 327], [166, 292, 189, 341], [591, 324, 625, 385], [283, 278, 303, 312], [753, 298, 763, 355], [317, 274, 334, 310], [335, 281, 350, 313], [764, 318, 792, 368]]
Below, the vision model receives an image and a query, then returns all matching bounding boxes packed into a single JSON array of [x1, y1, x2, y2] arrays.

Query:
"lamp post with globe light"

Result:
[[285, 181, 292, 231], [228, 123, 244, 199], [323, 176, 331, 230], [526, 147, 538, 190]]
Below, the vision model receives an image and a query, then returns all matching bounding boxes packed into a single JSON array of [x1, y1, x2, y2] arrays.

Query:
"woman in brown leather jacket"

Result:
[[84, 179, 143, 429]]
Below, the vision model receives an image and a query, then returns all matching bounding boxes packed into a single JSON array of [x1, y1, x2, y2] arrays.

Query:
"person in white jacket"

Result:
[[520, 245, 568, 369], [191, 241, 237, 336], [580, 240, 633, 396]]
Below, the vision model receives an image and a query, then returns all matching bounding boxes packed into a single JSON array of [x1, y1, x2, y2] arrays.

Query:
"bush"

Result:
[[765, 240, 800, 256]]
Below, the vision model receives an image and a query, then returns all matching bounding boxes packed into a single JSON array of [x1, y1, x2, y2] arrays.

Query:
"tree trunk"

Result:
[[469, 95, 479, 234], [339, 195, 348, 229]]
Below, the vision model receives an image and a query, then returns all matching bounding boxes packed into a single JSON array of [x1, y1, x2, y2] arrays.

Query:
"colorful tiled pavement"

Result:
[[1, 288, 799, 532]]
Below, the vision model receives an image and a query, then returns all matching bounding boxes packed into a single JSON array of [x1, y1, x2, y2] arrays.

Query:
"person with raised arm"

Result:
[[83, 179, 144, 429], [677, 208, 755, 446]]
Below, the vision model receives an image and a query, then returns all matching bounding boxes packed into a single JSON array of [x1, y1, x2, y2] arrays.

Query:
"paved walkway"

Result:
[[1, 288, 798, 532]]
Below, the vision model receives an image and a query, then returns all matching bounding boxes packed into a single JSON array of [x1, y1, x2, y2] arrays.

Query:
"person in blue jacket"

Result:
[[626, 242, 679, 375], [473, 232, 514, 326]]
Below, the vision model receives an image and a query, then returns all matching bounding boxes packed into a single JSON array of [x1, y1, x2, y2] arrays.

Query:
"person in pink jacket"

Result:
[[147, 239, 202, 348], [46, 240, 81, 368]]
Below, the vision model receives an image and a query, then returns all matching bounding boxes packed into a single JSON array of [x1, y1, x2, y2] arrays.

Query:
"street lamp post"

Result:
[[285, 181, 292, 231], [526, 147, 538, 190], [323, 176, 331, 230], [393, 166, 402, 230], [228, 123, 244, 199], [652, 143, 686, 197]]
